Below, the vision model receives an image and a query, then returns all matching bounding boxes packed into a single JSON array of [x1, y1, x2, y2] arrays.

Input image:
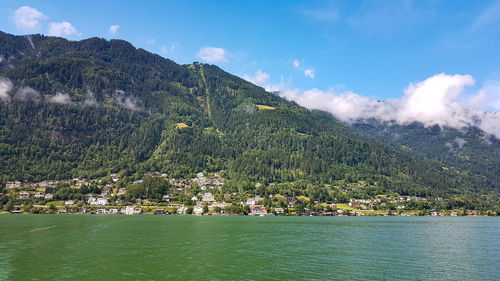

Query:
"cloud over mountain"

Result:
[[48, 21, 80, 37], [49, 93, 72, 104], [304, 68, 315, 79], [197, 47, 227, 63], [243, 70, 270, 85], [0, 78, 13, 102], [13, 6, 47, 32], [14, 87, 40, 102], [280, 73, 500, 138], [109, 25, 120, 35]]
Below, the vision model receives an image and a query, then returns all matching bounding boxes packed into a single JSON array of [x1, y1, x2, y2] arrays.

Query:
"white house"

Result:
[[275, 207, 285, 214], [209, 202, 232, 209], [194, 204, 204, 215], [196, 172, 206, 186], [202, 193, 215, 202], [122, 205, 141, 215], [18, 192, 30, 199], [133, 207, 142, 214], [88, 197, 108, 206], [177, 206, 187, 215], [250, 205, 268, 216], [245, 196, 263, 207], [6, 181, 22, 189], [430, 210, 439, 216], [122, 206, 135, 215], [76, 180, 89, 187], [110, 173, 119, 182]]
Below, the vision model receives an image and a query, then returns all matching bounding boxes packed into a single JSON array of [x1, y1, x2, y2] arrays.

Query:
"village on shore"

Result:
[[1, 171, 496, 216]]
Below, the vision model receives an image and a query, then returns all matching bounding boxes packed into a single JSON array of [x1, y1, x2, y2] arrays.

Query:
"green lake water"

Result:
[[0, 215, 499, 280]]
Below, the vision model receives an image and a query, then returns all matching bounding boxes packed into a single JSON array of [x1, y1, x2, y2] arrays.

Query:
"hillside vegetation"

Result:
[[0, 31, 499, 205]]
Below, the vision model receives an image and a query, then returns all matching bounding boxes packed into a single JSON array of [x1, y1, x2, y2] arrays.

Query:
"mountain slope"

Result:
[[352, 120, 500, 192], [0, 31, 498, 199]]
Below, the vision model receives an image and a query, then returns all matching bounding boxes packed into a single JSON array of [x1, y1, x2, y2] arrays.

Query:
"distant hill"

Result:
[[0, 31, 498, 199], [352, 120, 500, 193]]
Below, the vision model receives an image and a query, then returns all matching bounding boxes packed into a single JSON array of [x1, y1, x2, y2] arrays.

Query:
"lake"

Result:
[[0, 215, 499, 280]]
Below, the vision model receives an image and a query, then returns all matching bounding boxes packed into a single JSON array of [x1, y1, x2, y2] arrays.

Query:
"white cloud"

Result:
[[48, 21, 80, 37], [84, 89, 97, 106], [454, 137, 467, 149], [242, 71, 288, 92], [474, 112, 500, 139], [293, 59, 301, 68], [243, 70, 270, 86], [304, 68, 315, 79], [0, 77, 13, 103], [146, 38, 156, 45], [13, 6, 47, 32], [109, 25, 120, 35], [197, 47, 227, 63], [14, 87, 40, 102], [293, 59, 315, 79], [264, 79, 288, 92], [49, 93, 72, 104], [280, 87, 387, 122], [469, 79, 500, 111], [113, 90, 139, 111], [396, 73, 474, 128], [279, 73, 500, 139], [161, 43, 178, 55]]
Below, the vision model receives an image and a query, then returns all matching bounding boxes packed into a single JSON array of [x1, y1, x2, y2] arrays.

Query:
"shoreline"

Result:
[[2, 211, 495, 217]]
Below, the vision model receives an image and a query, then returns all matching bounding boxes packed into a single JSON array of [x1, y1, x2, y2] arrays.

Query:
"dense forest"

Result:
[[352, 121, 500, 193], [0, 31, 499, 201]]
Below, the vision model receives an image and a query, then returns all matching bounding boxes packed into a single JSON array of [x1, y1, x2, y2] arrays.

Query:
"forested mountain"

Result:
[[0, 31, 498, 199], [352, 121, 500, 192]]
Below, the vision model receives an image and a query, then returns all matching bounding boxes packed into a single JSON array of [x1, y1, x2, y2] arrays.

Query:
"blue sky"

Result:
[[1, 0, 499, 100]]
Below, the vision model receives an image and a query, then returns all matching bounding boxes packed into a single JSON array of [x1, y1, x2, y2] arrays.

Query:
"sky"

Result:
[[1, 0, 500, 137]]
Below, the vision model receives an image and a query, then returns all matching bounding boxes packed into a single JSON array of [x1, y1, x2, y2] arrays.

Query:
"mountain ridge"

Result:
[[0, 31, 498, 201]]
